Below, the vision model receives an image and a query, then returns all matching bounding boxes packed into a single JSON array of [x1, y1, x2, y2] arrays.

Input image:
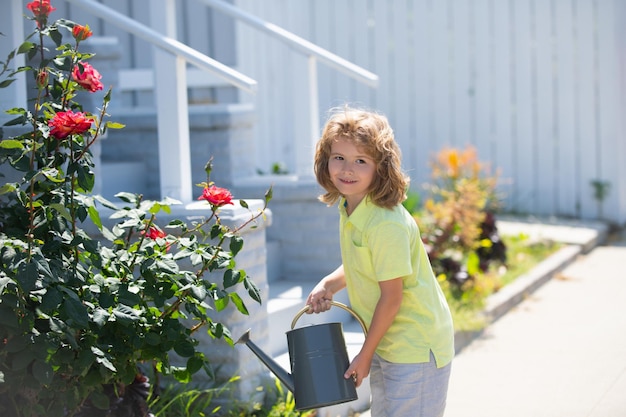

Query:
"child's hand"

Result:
[[305, 284, 333, 314], [344, 353, 371, 388]]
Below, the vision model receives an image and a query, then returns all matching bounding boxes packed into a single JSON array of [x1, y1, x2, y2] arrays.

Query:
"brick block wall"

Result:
[[233, 180, 343, 283]]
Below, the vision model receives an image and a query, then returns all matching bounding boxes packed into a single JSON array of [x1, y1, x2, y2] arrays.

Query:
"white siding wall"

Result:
[[234, 0, 626, 223]]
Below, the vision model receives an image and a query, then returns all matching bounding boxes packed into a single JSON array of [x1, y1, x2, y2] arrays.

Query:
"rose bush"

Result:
[[0, 2, 271, 417]]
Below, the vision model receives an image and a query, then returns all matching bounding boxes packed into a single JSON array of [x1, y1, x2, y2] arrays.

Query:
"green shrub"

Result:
[[0, 4, 270, 416]]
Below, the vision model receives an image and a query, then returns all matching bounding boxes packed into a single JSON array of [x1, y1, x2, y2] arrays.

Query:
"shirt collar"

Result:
[[339, 195, 374, 231]]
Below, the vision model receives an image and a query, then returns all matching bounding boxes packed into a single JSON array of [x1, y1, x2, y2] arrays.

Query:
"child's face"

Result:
[[328, 137, 376, 211]]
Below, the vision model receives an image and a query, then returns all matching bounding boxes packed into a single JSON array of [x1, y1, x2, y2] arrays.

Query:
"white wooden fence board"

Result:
[[492, 0, 516, 207], [351, 0, 375, 109], [331, 1, 358, 109], [472, 0, 497, 175], [390, 0, 412, 163], [615, 0, 626, 219], [409, 0, 432, 181], [595, 0, 623, 220], [372, 0, 391, 115], [429, 0, 451, 153], [554, 0, 579, 217], [451, 0, 472, 148], [534, 0, 557, 215], [575, 0, 601, 218]]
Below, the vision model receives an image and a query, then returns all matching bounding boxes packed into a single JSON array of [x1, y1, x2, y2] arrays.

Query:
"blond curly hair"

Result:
[[314, 107, 410, 209]]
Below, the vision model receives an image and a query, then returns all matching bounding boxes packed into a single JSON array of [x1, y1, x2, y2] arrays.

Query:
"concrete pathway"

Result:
[[444, 230, 626, 417]]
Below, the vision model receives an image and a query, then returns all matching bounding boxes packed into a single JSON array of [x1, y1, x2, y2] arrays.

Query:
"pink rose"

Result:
[[72, 62, 103, 93], [48, 111, 92, 139], [198, 185, 234, 207]]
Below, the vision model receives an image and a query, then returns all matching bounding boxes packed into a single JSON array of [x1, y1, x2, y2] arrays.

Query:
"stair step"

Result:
[[267, 279, 352, 357]]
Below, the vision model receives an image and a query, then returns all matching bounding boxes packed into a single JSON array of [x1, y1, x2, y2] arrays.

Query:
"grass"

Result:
[[442, 233, 563, 332]]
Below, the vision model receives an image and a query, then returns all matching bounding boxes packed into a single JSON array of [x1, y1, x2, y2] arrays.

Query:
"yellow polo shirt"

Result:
[[339, 196, 454, 367]]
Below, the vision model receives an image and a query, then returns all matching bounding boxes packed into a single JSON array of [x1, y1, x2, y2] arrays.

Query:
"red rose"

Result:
[[72, 62, 103, 93], [72, 24, 93, 41], [26, 0, 56, 28], [36, 69, 48, 89], [48, 111, 93, 139], [198, 185, 234, 207], [143, 226, 166, 240], [142, 226, 171, 251]]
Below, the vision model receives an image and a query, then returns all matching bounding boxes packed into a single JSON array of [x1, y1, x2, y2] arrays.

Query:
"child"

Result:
[[306, 107, 454, 417]]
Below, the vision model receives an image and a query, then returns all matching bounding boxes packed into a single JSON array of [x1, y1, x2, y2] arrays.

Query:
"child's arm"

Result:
[[305, 264, 346, 313], [344, 277, 403, 386]]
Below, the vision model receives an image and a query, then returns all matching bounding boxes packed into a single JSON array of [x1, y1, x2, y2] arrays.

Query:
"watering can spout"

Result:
[[236, 329, 295, 393]]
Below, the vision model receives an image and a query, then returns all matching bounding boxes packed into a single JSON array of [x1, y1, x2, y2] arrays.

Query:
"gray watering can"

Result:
[[236, 301, 368, 411]]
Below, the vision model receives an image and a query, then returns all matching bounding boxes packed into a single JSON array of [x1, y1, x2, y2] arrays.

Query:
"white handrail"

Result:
[[197, 0, 379, 88], [63, 0, 257, 94]]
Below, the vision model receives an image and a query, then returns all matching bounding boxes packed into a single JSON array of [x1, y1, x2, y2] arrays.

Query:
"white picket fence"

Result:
[[51, 0, 626, 223]]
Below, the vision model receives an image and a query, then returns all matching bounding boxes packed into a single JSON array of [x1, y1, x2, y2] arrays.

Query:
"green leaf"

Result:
[[0, 306, 19, 328], [0, 183, 18, 195], [3, 114, 27, 126], [17, 41, 35, 54], [4, 334, 31, 353], [49, 28, 63, 46], [89, 390, 111, 411], [88, 205, 103, 230], [214, 296, 228, 312], [17, 261, 38, 293], [172, 367, 191, 383], [174, 340, 195, 358], [0, 139, 24, 149], [112, 304, 140, 326], [229, 293, 248, 315], [187, 354, 205, 374], [63, 297, 89, 329], [40, 287, 63, 312], [0, 276, 13, 293], [76, 165, 95, 192], [230, 235, 244, 256], [91, 307, 110, 327], [244, 277, 262, 304], [145, 332, 161, 346], [156, 259, 179, 274], [114, 192, 138, 203], [32, 360, 54, 385], [92, 194, 118, 210], [50, 203, 73, 222], [0, 78, 16, 88], [223, 269, 241, 288], [190, 284, 207, 301], [96, 355, 116, 372], [105, 121, 125, 129]]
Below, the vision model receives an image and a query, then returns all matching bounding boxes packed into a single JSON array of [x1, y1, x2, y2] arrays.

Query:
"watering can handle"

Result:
[[291, 301, 368, 336]]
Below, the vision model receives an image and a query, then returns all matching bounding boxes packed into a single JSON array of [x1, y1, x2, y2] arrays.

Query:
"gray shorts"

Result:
[[369, 351, 452, 417]]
